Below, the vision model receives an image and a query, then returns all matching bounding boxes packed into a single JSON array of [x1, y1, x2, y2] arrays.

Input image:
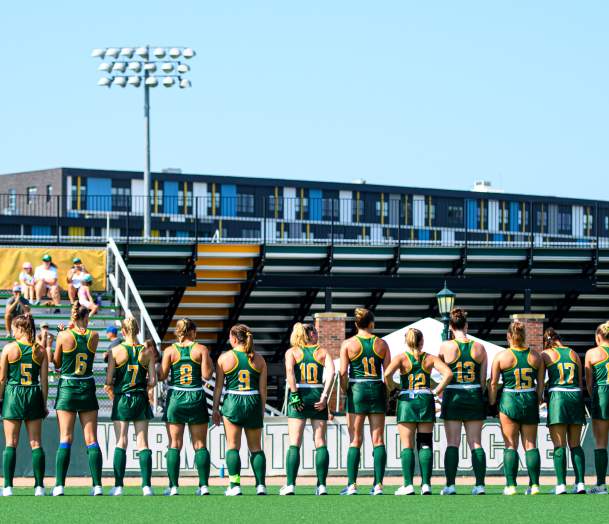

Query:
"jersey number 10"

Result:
[[299, 363, 318, 384]]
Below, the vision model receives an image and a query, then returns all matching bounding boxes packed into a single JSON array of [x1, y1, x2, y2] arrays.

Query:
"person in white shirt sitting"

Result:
[[34, 254, 61, 308], [19, 262, 36, 301], [66, 257, 87, 304]]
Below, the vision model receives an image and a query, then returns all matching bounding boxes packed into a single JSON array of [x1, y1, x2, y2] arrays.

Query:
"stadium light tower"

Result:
[[92, 46, 195, 238]]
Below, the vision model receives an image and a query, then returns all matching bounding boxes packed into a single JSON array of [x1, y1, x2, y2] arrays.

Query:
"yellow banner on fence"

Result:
[[0, 247, 107, 291]]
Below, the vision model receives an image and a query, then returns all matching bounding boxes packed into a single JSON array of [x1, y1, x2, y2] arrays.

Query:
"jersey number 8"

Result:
[[180, 364, 193, 385]]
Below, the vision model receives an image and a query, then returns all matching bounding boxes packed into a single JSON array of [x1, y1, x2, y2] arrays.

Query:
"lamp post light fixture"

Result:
[[92, 45, 195, 239], [436, 281, 456, 341]]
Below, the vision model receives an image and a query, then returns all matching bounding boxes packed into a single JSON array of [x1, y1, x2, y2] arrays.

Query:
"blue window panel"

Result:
[[466, 199, 477, 229], [221, 184, 237, 217], [493, 233, 504, 242], [87, 177, 112, 211], [176, 231, 189, 238], [509, 202, 520, 232], [32, 225, 51, 236], [309, 189, 322, 221], [164, 181, 179, 214], [418, 229, 430, 241]]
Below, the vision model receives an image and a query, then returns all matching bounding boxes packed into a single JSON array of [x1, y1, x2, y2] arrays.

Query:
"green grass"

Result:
[[2, 486, 608, 523]]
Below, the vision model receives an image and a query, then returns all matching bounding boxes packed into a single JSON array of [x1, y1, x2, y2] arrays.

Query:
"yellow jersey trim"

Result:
[[63, 330, 78, 353], [350, 337, 364, 362], [225, 350, 240, 374], [8, 342, 23, 364]]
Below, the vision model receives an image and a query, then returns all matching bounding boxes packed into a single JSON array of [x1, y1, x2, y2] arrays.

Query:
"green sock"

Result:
[[251, 451, 266, 487], [139, 448, 152, 488], [503, 448, 518, 487], [286, 445, 300, 486], [444, 446, 459, 486], [594, 448, 608, 486], [87, 444, 103, 487], [113, 447, 127, 487], [347, 446, 361, 485], [400, 448, 415, 486], [418, 436, 433, 485], [55, 445, 71, 486], [373, 445, 387, 485], [32, 448, 45, 488], [166, 448, 180, 488], [471, 448, 486, 486], [3, 446, 16, 488], [195, 448, 210, 487], [570, 446, 585, 484], [226, 449, 241, 488], [315, 446, 329, 486], [553, 447, 566, 485], [525, 448, 540, 486]]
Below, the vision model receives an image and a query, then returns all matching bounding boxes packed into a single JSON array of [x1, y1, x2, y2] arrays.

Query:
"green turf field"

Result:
[[2, 486, 608, 523]]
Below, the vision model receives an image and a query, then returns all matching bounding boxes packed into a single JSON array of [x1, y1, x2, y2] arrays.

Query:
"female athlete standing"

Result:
[[585, 321, 609, 494], [339, 308, 391, 496], [52, 303, 102, 496], [159, 318, 213, 496], [542, 328, 586, 495], [280, 323, 335, 496], [385, 328, 452, 495], [0, 314, 48, 496], [489, 320, 544, 496], [439, 308, 487, 496], [104, 317, 157, 496], [213, 324, 268, 496]]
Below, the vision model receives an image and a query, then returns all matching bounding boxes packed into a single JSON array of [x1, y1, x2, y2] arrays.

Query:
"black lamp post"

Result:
[[436, 281, 456, 341]]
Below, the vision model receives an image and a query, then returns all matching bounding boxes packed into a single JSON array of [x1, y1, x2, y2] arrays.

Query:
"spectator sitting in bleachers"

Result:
[[66, 257, 87, 304], [18, 262, 35, 301], [36, 320, 55, 372], [34, 254, 61, 310], [77, 274, 98, 317], [103, 324, 122, 363], [4, 285, 30, 336]]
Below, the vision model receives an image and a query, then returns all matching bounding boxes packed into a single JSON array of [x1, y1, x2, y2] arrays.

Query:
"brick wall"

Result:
[[510, 313, 545, 353], [314, 312, 346, 413]]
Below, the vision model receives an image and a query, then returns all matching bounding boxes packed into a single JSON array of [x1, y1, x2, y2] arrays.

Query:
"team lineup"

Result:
[[2, 305, 609, 497]]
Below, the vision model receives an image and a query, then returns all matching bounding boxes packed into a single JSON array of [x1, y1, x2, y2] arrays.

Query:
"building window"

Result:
[[241, 228, 260, 239], [112, 186, 131, 211], [268, 195, 283, 215], [178, 187, 193, 215], [322, 198, 339, 220], [294, 197, 309, 218], [8, 189, 16, 211], [237, 194, 255, 215], [353, 199, 365, 221], [447, 205, 463, 226], [46, 185, 53, 203], [375, 200, 388, 217], [27, 187, 37, 204]]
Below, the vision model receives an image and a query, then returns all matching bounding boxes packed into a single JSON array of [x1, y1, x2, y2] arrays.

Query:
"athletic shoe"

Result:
[[196, 486, 210, 496], [52, 486, 64, 497], [503, 486, 517, 496], [279, 485, 295, 496], [440, 485, 456, 495], [339, 484, 358, 496], [2, 487, 13, 497], [525, 485, 540, 496], [553, 484, 567, 495], [421, 484, 432, 495], [572, 482, 586, 494], [315, 485, 328, 496], [90, 486, 103, 496], [369, 483, 383, 496], [34, 486, 46, 497], [163, 486, 179, 496], [395, 485, 415, 496], [471, 485, 486, 496], [256, 485, 267, 496], [589, 484, 608, 495], [225, 486, 242, 496], [142, 486, 154, 496], [109, 486, 123, 496]]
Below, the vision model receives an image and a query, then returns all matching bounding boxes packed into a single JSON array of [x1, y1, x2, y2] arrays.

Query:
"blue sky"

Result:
[[1, 1, 607, 199]]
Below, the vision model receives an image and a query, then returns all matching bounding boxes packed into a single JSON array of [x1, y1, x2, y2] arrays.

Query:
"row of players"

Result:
[[1, 305, 609, 496]]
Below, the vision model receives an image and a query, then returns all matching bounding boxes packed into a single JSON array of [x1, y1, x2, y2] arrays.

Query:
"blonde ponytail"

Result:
[[290, 322, 308, 348], [122, 316, 140, 342], [406, 328, 424, 361], [175, 318, 196, 342], [231, 324, 254, 358]]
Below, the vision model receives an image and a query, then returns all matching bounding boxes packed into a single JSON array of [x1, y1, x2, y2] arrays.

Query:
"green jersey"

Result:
[[169, 343, 203, 389], [592, 346, 609, 387], [400, 351, 431, 390], [294, 345, 324, 385], [502, 348, 537, 390], [349, 335, 383, 379], [113, 343, 148, 394], [61, 329, 95, 378], [447, 339, 481, 385], [225, 350, 260, 392], [546, 347, 580, 390], [8, 340, 41, 386]]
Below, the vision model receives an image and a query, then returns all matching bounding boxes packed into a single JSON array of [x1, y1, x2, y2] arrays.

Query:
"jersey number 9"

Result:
[[238, 370, 251, 390]]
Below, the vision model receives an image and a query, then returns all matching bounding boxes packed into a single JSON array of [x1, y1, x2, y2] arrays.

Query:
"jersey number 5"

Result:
[[21, 363, 32, 386]]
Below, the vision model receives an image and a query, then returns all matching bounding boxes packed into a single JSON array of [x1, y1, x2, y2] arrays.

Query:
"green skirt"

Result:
[[2, 384, 46, 420], [499, 390, 539, 425], [112, 391, 153, 421], [346, 381, 386, 415], [287, 387, 328, 420], [397, 391, 435, 423], [547, 389, 585, 426], [163, 388, 209, 425], [222, 392, 263, 429], [55, 377, 99, 413], [440, 387, 485, 421], [591, 385, 609, 420]]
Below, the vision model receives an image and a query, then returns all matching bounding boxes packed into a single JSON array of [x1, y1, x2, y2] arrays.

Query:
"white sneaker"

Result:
[[163, 486, 179, 496], [2, 486, 13, 497], [554, 484, 567, 495], [503, 486, 517, 496], [34, 486, 46, 497], [225, 485, 242, 496], [90, 485, 103, 496], [572, 482, 586, 494], [196, 485, 210, 496], [142, 486, 154, 496], [339, 484, 358, 495], [109, 486, 123, 496], [369, 483, 383, 495], [256, 485, 267, 496], [315, 485, 327, 496], [52, 486, 64, 497], [525, 485, 540, 496], [471, 485, 486, 495], [440, 485, 456, 495], [421, 484, 432, 495], [589, 484, 608, 495], [395, 485, 415, 496], [279, 485, 295, 496]]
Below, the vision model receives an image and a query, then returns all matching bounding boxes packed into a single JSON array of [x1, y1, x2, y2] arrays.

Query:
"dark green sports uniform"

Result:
[[499, 348, 539, 425], [397, 351, 435, 423], [2, 341, 46, 420], [546, 347, 585, 426], [591, 346, 609, 420], [55, 329, 99, 412], [441, 339, 485, 421], [346, 335, 386, 414], [163, 343, 209, 425], [221, 350, 263, 429], [287, 345, 327, 420], [111, 343, 153, 422]]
